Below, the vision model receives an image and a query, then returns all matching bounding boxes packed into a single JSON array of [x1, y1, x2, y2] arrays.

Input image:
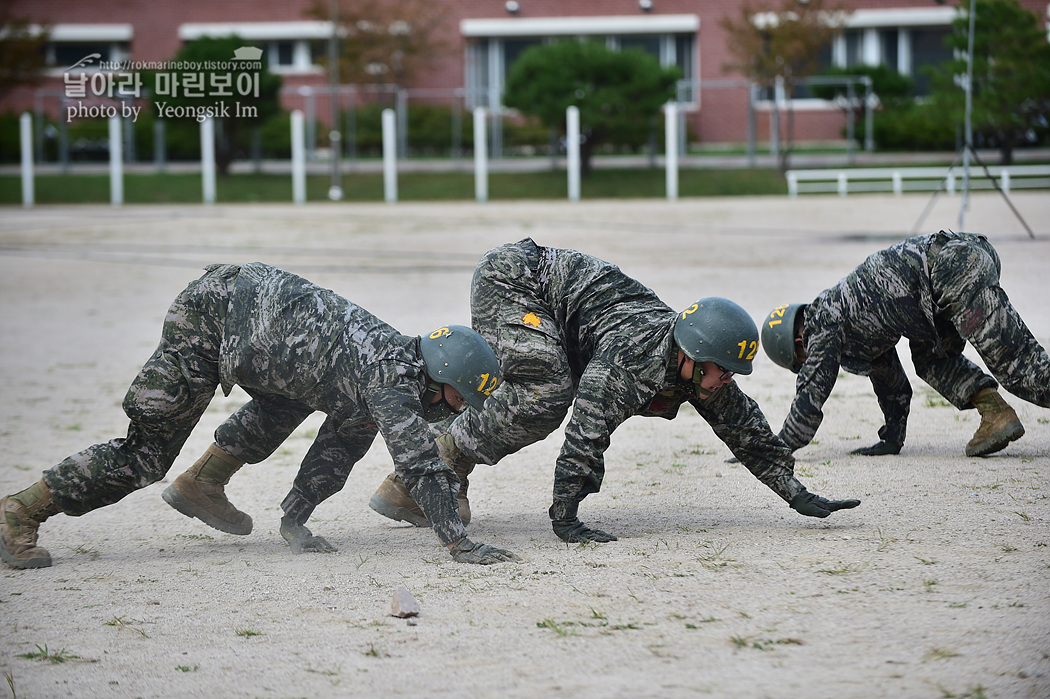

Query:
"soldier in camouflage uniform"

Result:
[[1, 263, 520, 569], [369, 238, 860, 543], [761, 230, 1049, 457]]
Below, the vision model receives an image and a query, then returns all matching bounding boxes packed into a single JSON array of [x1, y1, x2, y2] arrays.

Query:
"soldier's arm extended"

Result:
[[693, 382, 860, 518], [366, 373, 521, 564], [779, 322, 844, 452]]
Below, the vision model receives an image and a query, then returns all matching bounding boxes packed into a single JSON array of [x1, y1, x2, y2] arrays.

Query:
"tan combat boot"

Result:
[[965, 388, 1025, 457], [162, 444, 252, 534], [368, 434, 475, 526], [368, 473, 431, 527], [1, 479, 61, 569]]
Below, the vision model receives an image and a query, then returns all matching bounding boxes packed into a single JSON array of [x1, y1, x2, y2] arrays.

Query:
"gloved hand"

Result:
[[850, 440, 902, 456], [449, 537, 522, 565], [789, 489, 861, 518], [551, 518, 618, 544], [280, 516, 338, 555]]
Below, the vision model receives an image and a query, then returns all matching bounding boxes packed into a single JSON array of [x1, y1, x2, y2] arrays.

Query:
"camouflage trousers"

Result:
[[917, 235, 1050, 410], [214, 401, 378, 525], [42, 265, 239, 516], [449, 241, 576, 467]]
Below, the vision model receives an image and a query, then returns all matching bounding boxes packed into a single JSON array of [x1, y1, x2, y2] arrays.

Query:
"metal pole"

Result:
[[382, 108, 398, 203], [291, 110, 306, 204], [108, 115, 123, 206], [959, 0, 976, 231], [566, 106, 580, 202], [201, 117, 216, 205], [473, 107, 488, 203], [20, 112, 34, 207], [665, 102, 678, 201], [328, 0, 343, 201]]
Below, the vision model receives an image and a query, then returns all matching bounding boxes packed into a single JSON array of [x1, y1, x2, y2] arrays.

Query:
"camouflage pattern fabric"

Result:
[[41, 263, 466, 545], [781, 231, 1050, 451], [448, 238, 804, 522]]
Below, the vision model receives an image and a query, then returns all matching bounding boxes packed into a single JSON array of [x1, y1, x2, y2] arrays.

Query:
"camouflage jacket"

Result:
[[527, 243, 803, 518], [218, 263, 462, 541], [781, 231, 987, 450]]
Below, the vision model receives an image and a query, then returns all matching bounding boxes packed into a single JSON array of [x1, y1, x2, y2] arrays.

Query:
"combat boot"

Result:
[[966, 388, 1025, 457], [1, 479, 61, 569], [438, 433, 475, 524], [162, 444, 252, 534], [368, 473, 431, 527], [368, 433, 475, 527]]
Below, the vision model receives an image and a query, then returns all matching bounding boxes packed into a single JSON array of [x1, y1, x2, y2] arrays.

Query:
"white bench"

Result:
[[786, 164, 1050, 197]]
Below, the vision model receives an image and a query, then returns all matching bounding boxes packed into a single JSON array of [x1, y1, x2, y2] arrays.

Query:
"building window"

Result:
[[38, 24, 133, 73], [48, 42, 120, 69], [753, 7, 956, 106], [178, 22, 330, 74], [908, 27, 952, 95], [461, 14, 699, 110]]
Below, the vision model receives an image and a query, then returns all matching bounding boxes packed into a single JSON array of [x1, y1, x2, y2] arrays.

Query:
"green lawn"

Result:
[[0, 168, 788, 205]]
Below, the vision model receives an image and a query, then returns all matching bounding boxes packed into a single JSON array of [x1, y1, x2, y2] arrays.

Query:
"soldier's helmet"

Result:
[[420, 325, 502, 411], [673, 298, 759, 375], [761, 303, 807, 373]]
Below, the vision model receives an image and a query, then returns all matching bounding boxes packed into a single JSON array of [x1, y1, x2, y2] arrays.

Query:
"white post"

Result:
[[892, 172, 902, 196], [108, 115, 123, 206], [837, 172, 847, 197], [291, 110, 306, 204], [946, 172, 956, 196], [787, 172, 798, 198], [473, 107, 488, 203], [566, 105, 580, 202], [19, 112, 33, 207], [664, 102, 678, 201], [382, 108, 397, 203], [200, 117, 216, 205], [1001, 170, 1010, 195]]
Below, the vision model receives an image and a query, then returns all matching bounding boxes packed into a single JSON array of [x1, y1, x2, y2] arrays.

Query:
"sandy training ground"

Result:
[[1, 192, 1048, 698]]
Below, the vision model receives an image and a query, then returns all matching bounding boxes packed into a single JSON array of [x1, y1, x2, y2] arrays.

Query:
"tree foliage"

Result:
[[0, 0, 49, 101], [719, 0, 849, 169], [503, 40, 680, 174], [720, 0, 847, 89], [927, 0, 1050, 163], [151, 35, 282, 175], [308, 0, 450, 88]]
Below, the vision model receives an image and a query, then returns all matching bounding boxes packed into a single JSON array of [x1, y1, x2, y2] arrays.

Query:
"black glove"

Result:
[[552, 518, 618, 543], [850, 440, 902, 456], [449, 537, 522, 565], [280, 516, 338, 555], [789, 489, 861, 518]]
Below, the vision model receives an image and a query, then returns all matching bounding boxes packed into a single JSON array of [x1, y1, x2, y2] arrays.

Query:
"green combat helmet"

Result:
[[420, 325, 502, 411], [674, 297, 759, 375], [761, 303, 807, 373]]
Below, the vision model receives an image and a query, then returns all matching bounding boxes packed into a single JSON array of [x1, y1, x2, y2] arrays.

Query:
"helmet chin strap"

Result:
[[679, 355, 714, 398]]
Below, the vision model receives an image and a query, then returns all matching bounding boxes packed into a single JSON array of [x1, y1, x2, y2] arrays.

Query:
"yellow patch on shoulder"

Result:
[[522, 311, 542, 327]]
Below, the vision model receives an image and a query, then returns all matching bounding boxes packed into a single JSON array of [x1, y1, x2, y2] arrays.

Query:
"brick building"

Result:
[[4, 0, 1048, 149]]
